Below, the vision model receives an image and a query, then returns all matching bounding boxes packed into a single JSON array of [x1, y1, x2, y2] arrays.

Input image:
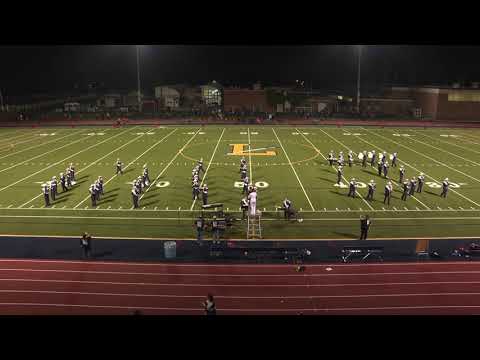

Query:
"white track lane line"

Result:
[[74, 128, 178, 209], [362, 127, 480, 208], [20, 126, 145, 208], [190, 128, 225, 210], [272, 128, 315, 211]]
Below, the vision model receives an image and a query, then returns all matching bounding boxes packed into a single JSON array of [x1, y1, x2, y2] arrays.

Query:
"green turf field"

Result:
[[0, 124, 479, 240]]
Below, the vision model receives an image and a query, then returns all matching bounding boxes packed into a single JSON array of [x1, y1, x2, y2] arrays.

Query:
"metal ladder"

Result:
[[247, 211, 262, 239]]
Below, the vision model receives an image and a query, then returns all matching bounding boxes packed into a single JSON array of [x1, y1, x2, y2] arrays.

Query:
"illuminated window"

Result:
[[448, 91, 480, 102], [202, 86, 222, 107]]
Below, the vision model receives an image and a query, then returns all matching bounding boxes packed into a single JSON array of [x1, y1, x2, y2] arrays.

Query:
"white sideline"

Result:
[[74, 128, 178, 208], [272, 128, 315, 211]]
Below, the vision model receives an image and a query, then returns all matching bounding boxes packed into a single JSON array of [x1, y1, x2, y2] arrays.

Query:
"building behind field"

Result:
[[383, 85, 480, 121]]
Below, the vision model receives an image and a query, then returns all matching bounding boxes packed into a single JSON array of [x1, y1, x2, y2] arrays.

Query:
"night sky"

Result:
[[1, 45, 480, 97]]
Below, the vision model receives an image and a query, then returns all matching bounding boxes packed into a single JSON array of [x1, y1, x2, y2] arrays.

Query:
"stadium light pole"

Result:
[[136, 45, 142, 113], [356, 45, 362, 114]]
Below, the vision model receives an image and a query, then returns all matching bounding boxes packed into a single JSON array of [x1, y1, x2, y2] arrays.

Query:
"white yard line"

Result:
[[0, 128, 92, 174], [190, 128, 225, 210], [272, 128, 315, 211], [314, 128, 376, 211], [0, 130, 43, 145], [20, 127, 146, 208], [411, 129, 480, 156], [0, 129, 84, 161], [139, 129, 201, 200], [349, 131, 431, 210], [404, 130, 480, 167], [247, 127, 253, 182], [0, 131, 57, 154], [362, 127, 480, 208], [367, 128, 480, 184], [73, 128, 178, 209], [0, 127, 132, 195]]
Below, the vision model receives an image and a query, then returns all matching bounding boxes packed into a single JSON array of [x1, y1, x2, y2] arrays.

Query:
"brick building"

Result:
[[223, 88, 272, 113], [383, 86, 480, 121]]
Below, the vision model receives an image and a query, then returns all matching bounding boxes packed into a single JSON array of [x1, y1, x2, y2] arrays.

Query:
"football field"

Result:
[[0, 124, 480, 240]]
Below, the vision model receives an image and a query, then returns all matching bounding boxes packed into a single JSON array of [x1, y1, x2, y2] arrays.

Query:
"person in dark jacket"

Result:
[[360, 215, 371, 240], [203, 294, 216, 315], [80, 232, 92, 258]]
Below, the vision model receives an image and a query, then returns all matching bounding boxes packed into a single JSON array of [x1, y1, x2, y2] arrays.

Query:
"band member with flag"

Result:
[[42, 183, 50, 207], [417, 173, 425, 193], [440, 178, 449, 198], [399, 166, 405, 183], [384, 181, 393, 205], [337, 166, 343, 185], [50, 176, 57, 201], [401, 180, 410, 201], [366, 180, 376, 200], [348, 178, 357, 198], [116, 158, 123, 175]]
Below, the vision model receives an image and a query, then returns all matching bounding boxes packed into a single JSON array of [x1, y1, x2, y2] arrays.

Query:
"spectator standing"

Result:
[[203, 294, 216, 315], [80, 232, 92, 258]]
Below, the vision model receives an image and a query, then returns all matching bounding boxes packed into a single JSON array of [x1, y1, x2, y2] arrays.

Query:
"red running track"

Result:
[[0, 259, 480, 315]]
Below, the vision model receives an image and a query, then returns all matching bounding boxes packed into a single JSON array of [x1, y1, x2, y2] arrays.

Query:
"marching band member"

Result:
[[391, 152, 398, 167], [42, 183, 50, 207], [401, 180, 410, 201], [377, 160, 382, 176], [328, 151, 335, 166], [370, 150, 376, 166], [399, 166, 405, 184], [383, 161, 389, 178], [202, 184, 209, 205], [362, 150, 367, 167], [409, 177, 417, 196], [384, 181, 393, 205], [89, 184, 97, 207], [440, 178, 449, 198], [337, 165, 343, 185], [348, 178, 357, 198], [50, 176, 57, 201], [242, 176, 249, 194], [132, 185, 140, 208], [348, 151, 353, 167], [366, 180, 376, 200], [241, 197, 249, 220], [248, 186, 257, 217], [116, 158, 123, 175], [60, 172, 68, 192], [417, 173, 425, 193]]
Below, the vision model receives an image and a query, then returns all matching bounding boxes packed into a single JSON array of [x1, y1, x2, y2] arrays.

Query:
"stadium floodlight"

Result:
[[136, 45, 142, 113], [356, 45, 362, 114]]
